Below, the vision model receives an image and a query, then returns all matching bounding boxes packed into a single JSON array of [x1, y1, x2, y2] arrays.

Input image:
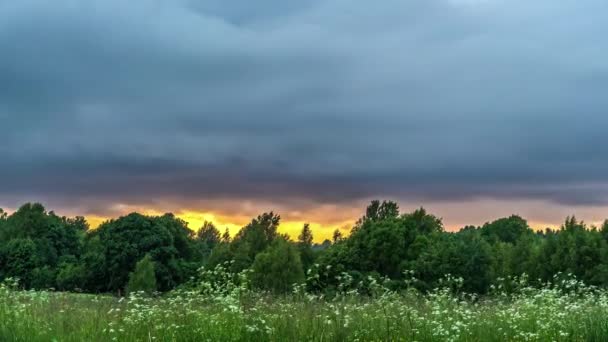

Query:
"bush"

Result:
[[127, 254, 157, 295], [250, 238, 304, 293]]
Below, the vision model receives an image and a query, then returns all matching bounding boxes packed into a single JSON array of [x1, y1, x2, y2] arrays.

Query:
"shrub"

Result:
[[127, 254, 157, 295]]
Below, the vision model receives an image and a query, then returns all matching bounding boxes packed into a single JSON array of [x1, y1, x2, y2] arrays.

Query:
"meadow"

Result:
[[4, 203, 608, 341], [2, 272, 608, 342]]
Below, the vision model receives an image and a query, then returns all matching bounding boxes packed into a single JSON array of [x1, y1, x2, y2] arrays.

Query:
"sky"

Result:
[[1, 0, 608, 241]]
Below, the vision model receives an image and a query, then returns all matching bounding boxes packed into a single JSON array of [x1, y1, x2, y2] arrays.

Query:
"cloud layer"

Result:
[[2, 0, 608, 221]]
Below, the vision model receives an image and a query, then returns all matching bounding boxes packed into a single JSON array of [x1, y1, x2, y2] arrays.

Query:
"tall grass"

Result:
[[1, 272, 608, 341]]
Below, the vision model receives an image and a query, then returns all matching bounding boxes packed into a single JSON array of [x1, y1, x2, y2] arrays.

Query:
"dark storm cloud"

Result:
[[2, 0, 608, 213]]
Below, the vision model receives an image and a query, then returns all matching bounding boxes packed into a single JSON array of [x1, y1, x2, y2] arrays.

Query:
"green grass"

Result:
[[2, 277, 608, 341]]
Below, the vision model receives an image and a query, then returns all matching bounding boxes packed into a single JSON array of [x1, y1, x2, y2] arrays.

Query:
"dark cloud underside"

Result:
[[2, 0, 608, 214]]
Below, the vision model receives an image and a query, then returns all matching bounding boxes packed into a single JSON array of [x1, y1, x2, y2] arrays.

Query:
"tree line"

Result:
[[1, 201, 608, 294]]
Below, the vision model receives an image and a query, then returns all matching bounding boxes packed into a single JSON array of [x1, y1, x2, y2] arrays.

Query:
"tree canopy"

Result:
[[2, 201, 608, 295]]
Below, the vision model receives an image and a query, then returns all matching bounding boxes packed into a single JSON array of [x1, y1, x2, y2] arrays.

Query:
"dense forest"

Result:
[[1, 201, 608, 295]]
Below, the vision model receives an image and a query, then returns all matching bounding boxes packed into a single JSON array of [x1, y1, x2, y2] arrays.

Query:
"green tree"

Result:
[[222, 228, 231, 243], [355, 200, 399, 227], [206, 242, 233, 267], [314, 204, 442, 290], [91, 212, 195, 292], [230, 212, 281, 271], [127, 254, 157, 295], [56, 258, 86, 291], [480, 215, 532, 244], [0, 203, 84, 267], [601, 220, 608, 241], [0, 238, 38, 288], [195, 221, 221, 259], [0, 209, 6, 240], [332, 229, 343, 243], [250, 238, 305, 293], [297, 223, 315, 271]]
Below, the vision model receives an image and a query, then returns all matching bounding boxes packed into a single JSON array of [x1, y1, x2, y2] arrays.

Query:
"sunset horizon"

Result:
[[4, 198, 608, 242]]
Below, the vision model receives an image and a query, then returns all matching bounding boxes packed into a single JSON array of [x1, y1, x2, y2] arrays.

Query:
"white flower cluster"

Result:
[[2, 271, 608, 341]]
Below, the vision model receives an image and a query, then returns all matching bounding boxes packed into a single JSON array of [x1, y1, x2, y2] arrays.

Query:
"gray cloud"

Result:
[[2, 0, 608, 214]]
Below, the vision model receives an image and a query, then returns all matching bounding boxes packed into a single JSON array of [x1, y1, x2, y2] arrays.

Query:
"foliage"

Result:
[[87, 212, 197, 293], [126, 254, 157, 295], [0, 203, 84, 289], [0, 238, 38, 288], [229, 212, 281, 270], [250, 237, 305, 293], [194, 221, 221, 260], [297, 223, 315, 271], [4, 200, 608, 298]]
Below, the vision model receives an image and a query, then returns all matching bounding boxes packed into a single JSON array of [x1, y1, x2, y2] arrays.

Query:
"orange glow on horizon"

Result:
[[85, 210, 354, 243], [79, 211, 606, 243], [82, 214, 608, 241], [8, 198, 606, 243]]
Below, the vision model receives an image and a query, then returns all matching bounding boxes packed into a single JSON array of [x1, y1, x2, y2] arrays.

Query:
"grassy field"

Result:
[[2, 275, 608, 341]]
